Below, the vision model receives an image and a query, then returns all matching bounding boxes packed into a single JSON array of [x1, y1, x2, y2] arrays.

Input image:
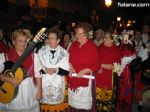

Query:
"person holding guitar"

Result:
[[0, 29, 42, 112]]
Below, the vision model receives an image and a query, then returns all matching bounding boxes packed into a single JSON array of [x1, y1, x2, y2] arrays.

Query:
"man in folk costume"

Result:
[[38, 30, 69, 111]]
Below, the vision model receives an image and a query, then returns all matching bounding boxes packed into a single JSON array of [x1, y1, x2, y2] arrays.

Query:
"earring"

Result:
[[57, 40, 60, 43]]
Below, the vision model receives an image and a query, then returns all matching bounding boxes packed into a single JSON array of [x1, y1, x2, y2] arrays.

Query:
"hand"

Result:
[[98, 68, 103, 74], [69, 64, 75, 77], [77, 70, 85, 78], [69, 64, 75, 73], [9, 77, 20, 87], [0, 75, 20, 87], [77, 68, 92, 78], [36, 90, 42, 101], [69, 71, 73, 77], [45, 68, 57, 75]]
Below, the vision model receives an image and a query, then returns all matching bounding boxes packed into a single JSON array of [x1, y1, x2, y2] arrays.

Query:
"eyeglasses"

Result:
[[75, 32, 85, 38]]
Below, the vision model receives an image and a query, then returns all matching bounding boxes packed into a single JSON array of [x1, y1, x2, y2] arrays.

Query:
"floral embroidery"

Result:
[[41, 79, 65, 104]]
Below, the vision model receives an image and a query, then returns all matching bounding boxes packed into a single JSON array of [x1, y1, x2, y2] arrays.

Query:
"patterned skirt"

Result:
[[96, 73, 118, 112], [40, 77, 68, 112], [96, 88, 116, 112]]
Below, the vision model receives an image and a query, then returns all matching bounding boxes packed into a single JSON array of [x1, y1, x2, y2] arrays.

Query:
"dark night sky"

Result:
[[0, 0, 149, 29], [94, 0, 150, 29]]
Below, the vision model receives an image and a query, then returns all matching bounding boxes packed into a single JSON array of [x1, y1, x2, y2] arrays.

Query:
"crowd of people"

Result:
[[0, 22, 150, 112]]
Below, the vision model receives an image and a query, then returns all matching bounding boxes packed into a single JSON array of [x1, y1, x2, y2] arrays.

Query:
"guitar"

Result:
[[0, 28, 47, 104]]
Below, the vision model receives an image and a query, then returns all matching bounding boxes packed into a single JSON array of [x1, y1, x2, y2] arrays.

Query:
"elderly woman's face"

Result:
[[75, 28, 87, 44], [103, 32, 113, 46], [95, 30, 104, 41], [13, 35, 28, 52], [48, 32, 59, 48], [63, 34, 70, 42]]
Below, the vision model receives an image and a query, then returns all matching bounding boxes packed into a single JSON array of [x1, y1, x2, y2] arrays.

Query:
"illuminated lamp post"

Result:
[[116, 17, 121, 28], [117, 17, 121, 22], [105, 0, 112, 8]]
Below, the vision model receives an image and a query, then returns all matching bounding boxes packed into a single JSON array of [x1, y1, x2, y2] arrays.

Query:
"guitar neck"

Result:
[[10, 41, 36, 73]]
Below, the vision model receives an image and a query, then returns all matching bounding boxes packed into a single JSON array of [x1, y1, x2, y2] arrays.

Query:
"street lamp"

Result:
[[116, 17, 121, 28], [105, 0, 112, 7], [117, 17, 121, 22]]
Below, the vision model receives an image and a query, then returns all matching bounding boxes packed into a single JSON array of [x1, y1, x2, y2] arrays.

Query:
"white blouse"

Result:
[[38, 45, 69, 104], [0, 53, 41, 112]]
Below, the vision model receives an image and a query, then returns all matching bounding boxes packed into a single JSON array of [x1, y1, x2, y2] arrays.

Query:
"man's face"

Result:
[[143, 26, 149, 33]]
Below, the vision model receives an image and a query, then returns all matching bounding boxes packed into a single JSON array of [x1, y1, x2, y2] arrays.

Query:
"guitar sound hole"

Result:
[[0, 86, 7, 94], [0, 81, 7, 93]]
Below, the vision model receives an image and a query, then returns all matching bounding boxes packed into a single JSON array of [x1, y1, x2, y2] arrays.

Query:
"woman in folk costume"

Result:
[[0, 29, 42, 112], [117, 33, 137, 112], [96, 31, 122, 112], [38, 30, 69, 111], [67, 22, 100, 111], [60, 32, 71, 50]]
